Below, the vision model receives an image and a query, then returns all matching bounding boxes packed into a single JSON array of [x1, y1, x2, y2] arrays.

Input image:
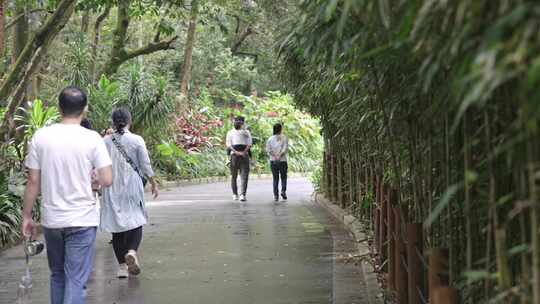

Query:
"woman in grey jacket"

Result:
[[266, 123, 288, 201], [101, 108, 159, 278]]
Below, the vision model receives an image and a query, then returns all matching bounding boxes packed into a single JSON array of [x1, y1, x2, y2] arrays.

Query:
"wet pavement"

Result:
[[0, 178, 369, 304]]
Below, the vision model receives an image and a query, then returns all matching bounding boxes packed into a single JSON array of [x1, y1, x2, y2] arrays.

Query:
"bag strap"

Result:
[[111, 134, 145, 180]]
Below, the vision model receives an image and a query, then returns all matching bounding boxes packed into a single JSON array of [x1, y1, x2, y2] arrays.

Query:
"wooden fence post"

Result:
[[336, 153, 344, 206], [329, 152, 335, 201], [395, 208, 408, 303], [432, 287, 458, 304], [332, 153, 338, 202], [428, 248, 449, 302], [407, 223, 423, 304], [375, 206, 381, 254], [379, 196, 388, 271], [388, 202, 396, 290]]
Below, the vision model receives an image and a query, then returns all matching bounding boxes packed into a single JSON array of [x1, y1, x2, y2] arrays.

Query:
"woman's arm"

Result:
[[136, 137, 158, 198], [280, 136, 289, 158]]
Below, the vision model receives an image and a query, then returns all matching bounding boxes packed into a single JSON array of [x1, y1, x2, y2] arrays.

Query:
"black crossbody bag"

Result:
[[111, 135, 148, 186]]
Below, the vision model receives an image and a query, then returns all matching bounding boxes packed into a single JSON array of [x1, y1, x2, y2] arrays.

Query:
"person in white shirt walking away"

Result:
[[226, 116, 252, 202], [266, 123, 289, 202], [22, 86, 113, 304]]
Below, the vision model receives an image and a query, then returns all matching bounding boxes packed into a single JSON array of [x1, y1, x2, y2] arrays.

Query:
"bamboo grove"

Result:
[[279, 0, 540, 303]]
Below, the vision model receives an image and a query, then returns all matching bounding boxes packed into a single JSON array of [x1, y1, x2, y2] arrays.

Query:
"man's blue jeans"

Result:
[[43, 227, 97, 304]]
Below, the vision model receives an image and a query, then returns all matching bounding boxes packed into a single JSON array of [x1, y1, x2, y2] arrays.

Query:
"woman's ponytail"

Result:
[[111, 107, 132, 135]]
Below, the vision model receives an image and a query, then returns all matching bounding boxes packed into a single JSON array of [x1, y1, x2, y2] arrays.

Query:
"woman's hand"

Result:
[[151, 181, 159, 199]]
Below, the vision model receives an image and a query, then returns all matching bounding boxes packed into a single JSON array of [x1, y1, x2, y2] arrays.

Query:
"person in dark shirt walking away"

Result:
[[226, 116, 252, 202], [266, 123, 289, 202]]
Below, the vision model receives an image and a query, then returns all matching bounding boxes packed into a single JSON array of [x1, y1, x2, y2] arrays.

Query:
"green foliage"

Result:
[[15, 99, 60, 144], [0, 193, 22, 247], [278, 0, 540, 302], [152, 90, 321, 178], [87, 67, 175, 138], [154, 142, 228, 179], [225, 91, 323, 173], [87, 75, 120, 132], [310, 163, 323, 192], [62, 32, 91, 88]]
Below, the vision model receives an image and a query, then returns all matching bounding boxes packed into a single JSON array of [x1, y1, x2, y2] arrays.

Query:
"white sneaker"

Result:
[[117, 264, 128, 279], [125, 250, 141, 275], [232, 194, 239, 200], [239, 194, 246, 202]]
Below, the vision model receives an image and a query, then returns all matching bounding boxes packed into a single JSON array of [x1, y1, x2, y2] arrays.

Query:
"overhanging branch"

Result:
[[125, 36, 178, 60], [5, 8, 53, 30]]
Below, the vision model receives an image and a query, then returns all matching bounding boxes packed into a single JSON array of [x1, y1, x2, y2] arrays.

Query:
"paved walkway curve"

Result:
[[0, 178, 370, 304]]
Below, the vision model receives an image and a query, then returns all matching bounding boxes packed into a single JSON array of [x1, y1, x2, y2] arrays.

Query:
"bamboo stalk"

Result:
[[463, 112, 473, 277], [483, 111, 495, 298], [495, 228, 511, 290], [526, 127, 540, 304]]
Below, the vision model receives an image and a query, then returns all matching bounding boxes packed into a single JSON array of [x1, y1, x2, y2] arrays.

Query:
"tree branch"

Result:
[[231, 26, 253, 54], [102, 0, 178, 76], [0, 45, 46, 139], [0, 0, 76, 104], [5, 8, 53, 30], [125, 36, 178, 61]]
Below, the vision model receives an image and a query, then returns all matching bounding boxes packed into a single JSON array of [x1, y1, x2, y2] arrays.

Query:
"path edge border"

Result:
[[157, 172, 309, 190], [314, 193, 383, 304]]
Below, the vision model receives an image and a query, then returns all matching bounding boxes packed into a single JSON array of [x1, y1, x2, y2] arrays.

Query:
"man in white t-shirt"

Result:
[[21, 86, 113, 304], [225, 116, 252, 201]]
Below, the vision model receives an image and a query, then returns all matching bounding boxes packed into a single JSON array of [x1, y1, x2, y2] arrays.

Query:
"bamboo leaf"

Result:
[[424, 183, 462, 228]]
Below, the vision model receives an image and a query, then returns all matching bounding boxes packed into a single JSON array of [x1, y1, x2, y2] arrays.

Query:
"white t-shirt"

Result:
[[25, 124, 112, 228], [266, 135, 288, 162], [226, 129, 253, 147]]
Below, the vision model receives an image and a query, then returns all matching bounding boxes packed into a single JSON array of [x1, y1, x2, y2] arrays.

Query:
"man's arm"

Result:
[[97, 166, 113, 187], [21, 169, 40, 237], [226, 131, 232, 149]]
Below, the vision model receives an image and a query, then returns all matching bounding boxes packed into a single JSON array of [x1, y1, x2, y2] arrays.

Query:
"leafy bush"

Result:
[[223, 91, 323, 172], [174, 109, 223, 152], [153, 90, 322, 178], [0, 193, 21, 246], [15, 99, 59, 145], [88, 66, 175, 138], [154, 142, 228, 179]]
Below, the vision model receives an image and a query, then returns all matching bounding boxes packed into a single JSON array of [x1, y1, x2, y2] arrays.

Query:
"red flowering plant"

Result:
[[174, 109, 223, 153]]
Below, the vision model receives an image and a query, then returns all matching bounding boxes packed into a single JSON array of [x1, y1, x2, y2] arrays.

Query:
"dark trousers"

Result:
[[231, 154, 250, 195], [112, 226, 142, 264], [271, 161, 288, 197]]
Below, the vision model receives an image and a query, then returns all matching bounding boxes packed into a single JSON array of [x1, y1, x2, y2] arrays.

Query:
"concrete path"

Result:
[[0, 178, 371, 304]]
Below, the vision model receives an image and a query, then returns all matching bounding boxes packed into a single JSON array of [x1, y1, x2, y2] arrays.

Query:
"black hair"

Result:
[[111, 107, 132, 135], [234, 116, 245, 130], [80, 118, 93, 130], [58, 86, 87, 117], [273, 123, 282, 135]]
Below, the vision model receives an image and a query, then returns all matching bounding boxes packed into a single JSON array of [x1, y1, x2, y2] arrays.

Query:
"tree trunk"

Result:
[[81, 11, 90, 33], [179, 0, 199, 103], [89, 5, 111, 83], [0, 0, 76, 110], [102, 0, 177, 77], [0, 0, 5, 56], [12, 1, 28, 64], [231, 25, 253, 54], [0, 45, 47, 139]]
